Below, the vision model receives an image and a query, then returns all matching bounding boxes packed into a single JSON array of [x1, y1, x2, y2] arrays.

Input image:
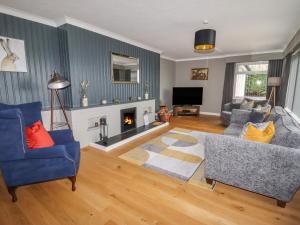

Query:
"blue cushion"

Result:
[[0, 102, 42, 126], [248, 110, 265, 123]]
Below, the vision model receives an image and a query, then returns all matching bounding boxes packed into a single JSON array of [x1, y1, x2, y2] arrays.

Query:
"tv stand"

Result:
[[173, 105, 200, 117]]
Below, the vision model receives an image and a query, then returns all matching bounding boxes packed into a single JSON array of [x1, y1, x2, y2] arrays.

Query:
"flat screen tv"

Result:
[[173, 87, 203, 105]]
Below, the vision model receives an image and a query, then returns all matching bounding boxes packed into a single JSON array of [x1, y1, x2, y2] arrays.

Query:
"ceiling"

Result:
[[1, 0, 300, 60]]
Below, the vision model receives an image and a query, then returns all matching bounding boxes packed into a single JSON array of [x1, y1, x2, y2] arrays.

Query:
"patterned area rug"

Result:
[[119, 127, 214, 189]]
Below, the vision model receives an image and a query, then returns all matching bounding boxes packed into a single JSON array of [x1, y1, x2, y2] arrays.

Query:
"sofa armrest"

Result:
[[25, 145, 67, 159], [230, 109, 251, 125], [48, 129, 74, 144], [204, 134, 300, 202], [223, 103, 232, 111]]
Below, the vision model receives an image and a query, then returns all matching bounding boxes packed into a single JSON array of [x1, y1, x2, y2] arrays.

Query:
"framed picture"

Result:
[[0, 36, 27, 72], [191, 68, 208, 80]]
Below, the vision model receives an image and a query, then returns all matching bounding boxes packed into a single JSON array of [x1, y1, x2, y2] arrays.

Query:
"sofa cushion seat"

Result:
[[224, 124, 244, 137], [271, 116, 300, 149]]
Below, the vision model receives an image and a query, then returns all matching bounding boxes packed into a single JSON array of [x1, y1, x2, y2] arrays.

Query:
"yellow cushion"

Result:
[[244, 122, 275, 144]]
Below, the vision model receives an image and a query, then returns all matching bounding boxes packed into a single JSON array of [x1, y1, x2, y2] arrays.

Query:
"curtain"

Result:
[[278, 54, 292, 107], [221, 63, 235, 110], [267, 59, 283, 106]]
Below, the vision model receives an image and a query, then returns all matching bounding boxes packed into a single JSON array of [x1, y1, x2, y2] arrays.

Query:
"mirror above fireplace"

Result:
[[111, 53, 139, 83]]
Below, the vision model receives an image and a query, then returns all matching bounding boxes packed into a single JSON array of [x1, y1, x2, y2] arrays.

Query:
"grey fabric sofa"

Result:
[[221, 102, 242, 126], [205, 106, 300, 207], [221, 99, 269, 126]]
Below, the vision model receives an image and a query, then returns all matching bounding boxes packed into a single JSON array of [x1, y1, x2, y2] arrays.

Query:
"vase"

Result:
[[81, 96, 88, 107], [144, 93, 149, 100]]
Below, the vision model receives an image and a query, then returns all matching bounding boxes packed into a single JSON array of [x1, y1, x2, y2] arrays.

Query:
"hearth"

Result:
[[120, 107, 136, 133]]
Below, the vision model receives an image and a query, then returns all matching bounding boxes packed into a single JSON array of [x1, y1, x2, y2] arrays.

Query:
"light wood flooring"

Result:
[[1, 115, 300, 225]]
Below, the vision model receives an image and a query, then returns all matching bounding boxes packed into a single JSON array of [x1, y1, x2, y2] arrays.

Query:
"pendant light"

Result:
[[194, 29, 216, 51]]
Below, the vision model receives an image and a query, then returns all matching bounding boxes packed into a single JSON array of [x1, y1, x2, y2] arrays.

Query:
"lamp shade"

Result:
[[47, 71, 70, 90], [268, 77, 281, 86], [194, 29, 216, 51]]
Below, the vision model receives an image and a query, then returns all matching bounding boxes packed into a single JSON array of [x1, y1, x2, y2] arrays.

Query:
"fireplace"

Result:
[[120, 107, 137, 133]]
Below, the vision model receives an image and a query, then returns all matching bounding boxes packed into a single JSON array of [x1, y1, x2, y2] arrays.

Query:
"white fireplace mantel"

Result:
[[42, 99, 155, 147]]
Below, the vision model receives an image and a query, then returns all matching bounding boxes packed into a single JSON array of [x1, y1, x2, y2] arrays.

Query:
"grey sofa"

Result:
[[221, 102, 242, 126], [205, 106, 300, 207], [221, 99, 269, 126]]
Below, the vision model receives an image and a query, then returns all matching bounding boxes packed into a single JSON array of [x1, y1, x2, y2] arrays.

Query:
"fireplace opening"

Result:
[[121, 107, 136, 133]]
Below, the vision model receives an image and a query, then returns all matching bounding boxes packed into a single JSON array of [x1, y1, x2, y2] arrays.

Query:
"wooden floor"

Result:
[[1, 115, 300, 225]]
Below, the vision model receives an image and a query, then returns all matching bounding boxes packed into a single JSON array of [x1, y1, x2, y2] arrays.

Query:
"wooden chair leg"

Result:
[[277, 200, 286, 208], [206, 178, 213, 185], [7, 186, 17, 202], [68, 176, 76, 191]]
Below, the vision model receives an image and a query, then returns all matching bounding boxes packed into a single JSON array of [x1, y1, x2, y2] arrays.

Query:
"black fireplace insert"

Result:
[[120, 107, 136, 133]]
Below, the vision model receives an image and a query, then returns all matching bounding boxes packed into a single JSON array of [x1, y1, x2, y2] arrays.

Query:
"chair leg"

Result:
[[7, 186, 17, 202], [68, 176, 76, 191], [206, 178, 213, 185], [277, 200, 286, 208]]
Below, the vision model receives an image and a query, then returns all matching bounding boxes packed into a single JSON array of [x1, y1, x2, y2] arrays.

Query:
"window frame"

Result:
[[233, 61, 269, 101]]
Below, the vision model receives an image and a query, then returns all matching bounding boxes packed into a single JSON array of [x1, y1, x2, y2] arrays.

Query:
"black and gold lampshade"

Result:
[[194, 29, 216, 51]]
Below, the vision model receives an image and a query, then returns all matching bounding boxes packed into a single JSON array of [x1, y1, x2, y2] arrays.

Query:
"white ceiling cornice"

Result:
[[0, 5, 163, 54], [0, 4, 57, 27], [175, 49, 284, 62], [57, 16, 163, 54]]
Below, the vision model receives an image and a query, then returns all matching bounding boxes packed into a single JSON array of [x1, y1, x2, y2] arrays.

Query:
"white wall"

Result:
[[175, 52, 283, 114], [175, 58, 226, 114], [160, 58, 175, 109]]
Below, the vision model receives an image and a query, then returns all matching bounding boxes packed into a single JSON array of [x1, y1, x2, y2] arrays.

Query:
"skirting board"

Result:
[[200, 111, 221, 116], [89, 122, 169, 152]]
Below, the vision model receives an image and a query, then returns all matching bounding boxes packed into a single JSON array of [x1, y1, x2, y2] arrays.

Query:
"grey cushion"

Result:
[[267, 106, 287, 122], [224, 124, 244, 137], [240, 100, 255, 110], [221, 111, 232, 126], [271, 116, 300, 149]]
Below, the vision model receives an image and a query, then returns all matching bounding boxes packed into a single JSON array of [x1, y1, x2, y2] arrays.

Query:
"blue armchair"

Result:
[[0, 102, 80, 202]]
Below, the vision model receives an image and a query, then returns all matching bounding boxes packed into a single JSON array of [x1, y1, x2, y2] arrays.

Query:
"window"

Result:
[[285, 50, 300, 121], [233, 61, 269, 100]]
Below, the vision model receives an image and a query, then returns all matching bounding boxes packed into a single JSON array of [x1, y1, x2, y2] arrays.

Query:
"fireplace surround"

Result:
[[120, 107, 137, 133]]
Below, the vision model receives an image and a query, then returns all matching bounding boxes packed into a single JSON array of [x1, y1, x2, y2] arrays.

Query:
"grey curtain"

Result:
[[278, 54, 292, 107], [221, 63, 235, 110], [267, 59, 283, 106]]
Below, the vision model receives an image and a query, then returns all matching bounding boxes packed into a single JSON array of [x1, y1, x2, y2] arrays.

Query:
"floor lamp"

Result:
[[267, 77, 281, 107], [47, 71, 71, 131]]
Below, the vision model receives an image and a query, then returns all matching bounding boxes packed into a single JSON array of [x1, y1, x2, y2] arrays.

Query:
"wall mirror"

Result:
[[111, 53, 139, 83]]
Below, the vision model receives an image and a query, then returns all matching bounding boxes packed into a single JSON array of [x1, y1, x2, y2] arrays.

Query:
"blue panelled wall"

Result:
[[0, 13, 160, 109]]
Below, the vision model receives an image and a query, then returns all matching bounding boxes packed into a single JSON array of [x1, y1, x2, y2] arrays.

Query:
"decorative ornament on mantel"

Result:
[[80, 80, 89, 107], [144, 82, 149, 100]]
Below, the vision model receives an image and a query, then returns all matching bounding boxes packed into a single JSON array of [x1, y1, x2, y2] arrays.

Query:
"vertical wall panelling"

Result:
[[0, 13, 160, 110], [60, 24, 160, 110], [0, 13, 61, 108]]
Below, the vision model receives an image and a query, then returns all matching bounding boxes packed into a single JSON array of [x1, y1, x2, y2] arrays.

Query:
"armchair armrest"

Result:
[[25, 145, 67, 159], [48, 129, 74, 144], [230, 109, 251, 125], [205, 134, 300, 202]]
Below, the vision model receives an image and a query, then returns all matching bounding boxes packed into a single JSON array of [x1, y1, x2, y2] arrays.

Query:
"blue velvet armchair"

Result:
[[0, 102, 80, 202]]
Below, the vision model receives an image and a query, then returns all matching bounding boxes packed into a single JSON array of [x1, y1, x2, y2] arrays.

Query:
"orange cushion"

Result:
[[244, 122, 275, 144], [25, 120, 54, 149]]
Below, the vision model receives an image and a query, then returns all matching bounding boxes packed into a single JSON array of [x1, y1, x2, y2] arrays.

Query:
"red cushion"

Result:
[[25, 120, 54, 149]]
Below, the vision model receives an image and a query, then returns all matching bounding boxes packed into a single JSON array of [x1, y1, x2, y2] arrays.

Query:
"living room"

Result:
[[0, 0, 300, 225]]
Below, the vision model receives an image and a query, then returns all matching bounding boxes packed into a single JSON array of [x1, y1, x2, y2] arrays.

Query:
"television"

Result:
[[172, 87, 203, 105]]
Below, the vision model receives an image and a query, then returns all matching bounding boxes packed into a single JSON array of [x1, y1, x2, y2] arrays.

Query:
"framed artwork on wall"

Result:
[[0, 36, 27, 72], [191, 68, 208, 80]]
